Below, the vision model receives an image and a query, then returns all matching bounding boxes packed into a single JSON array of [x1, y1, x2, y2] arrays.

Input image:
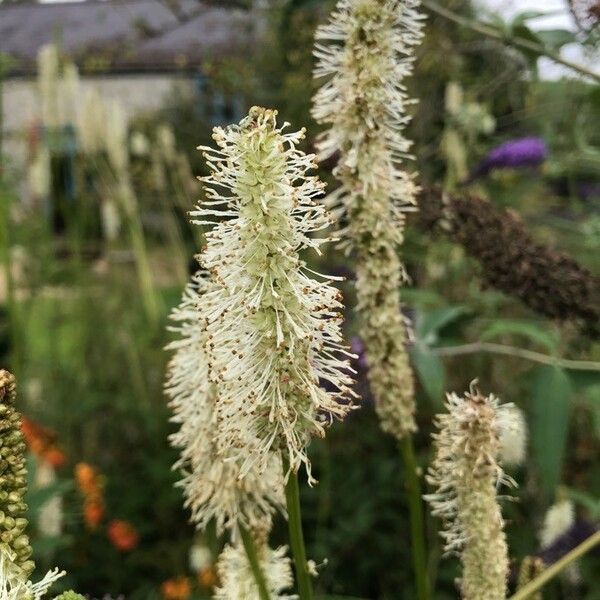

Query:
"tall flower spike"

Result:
[[214, 542, 296, 600], [312, 0, 425, 439], [192, 107, 356, 480], [0, 371, 65, 599], [166, 271, 285, 534], [425, 386, 515, 600]]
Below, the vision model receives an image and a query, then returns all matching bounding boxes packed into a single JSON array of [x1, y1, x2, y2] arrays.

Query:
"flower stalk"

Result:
[[239, 525, 272, 600], [312, 2, 428, 596], [284, 466, 313, 600]]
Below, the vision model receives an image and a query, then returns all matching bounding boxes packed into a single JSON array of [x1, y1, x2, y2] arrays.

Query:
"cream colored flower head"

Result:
[[425, 385, 515, 600], [0, 546, 64, 600], [214, 542, 296, 600], [166, 271, 285, 535], [192, 107, 356, 481], [498, 403, 527, 467], [312, 0, 424, 244]]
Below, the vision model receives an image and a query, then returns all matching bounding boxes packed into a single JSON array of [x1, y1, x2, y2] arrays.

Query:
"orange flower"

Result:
[[84, 498, 105, 530], [107, 520, 139, 552], [75, 463, 100, 496], [43, 447, 67, 469], [198, 567, 217, 589], [22, 417, 66, 467], [161, 576, 191, 600]]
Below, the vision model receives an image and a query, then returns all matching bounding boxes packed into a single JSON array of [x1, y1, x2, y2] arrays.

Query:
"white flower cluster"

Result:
[[0, 547, 64, 600], [214, 543, 296, 600], [167, 107, 355, 538], [425, 387, 515, 600], [166, 271, 285, 535], [191, 106, 356, 480], [312, 0, 425, 439]]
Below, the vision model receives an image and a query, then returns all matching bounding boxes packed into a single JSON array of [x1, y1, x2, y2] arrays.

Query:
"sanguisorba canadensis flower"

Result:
[[0, 370, 64, 599], [166, 271, 285, 535], [425, 386, 515, 600], [215, 542, 296, 600], [312, 0, 425, 439], [192, 106, 356, 480]]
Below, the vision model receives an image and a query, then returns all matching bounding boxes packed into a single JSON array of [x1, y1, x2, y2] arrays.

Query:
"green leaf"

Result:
[[416, 305, 470, 345], [509, 10, 564, 28], [529, 366, 572, 498], [535, 29, 577, 50], [410, 342, 445, 407], [479, 318, 559, 351], [563, 487, 600, 519]]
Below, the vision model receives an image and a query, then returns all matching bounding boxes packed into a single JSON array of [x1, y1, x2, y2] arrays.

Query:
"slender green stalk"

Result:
[[284, 464, 314, 600], [239, 524, 272, 600], [400, 436, 430, 600], [433, 342, 600, 372], [422, 0, 600, 83], [509, 530, 600, 600]]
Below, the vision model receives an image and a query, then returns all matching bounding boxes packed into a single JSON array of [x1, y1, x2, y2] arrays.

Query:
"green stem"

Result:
[[239, 524, 272, 600], [433, 342, 600, 372], [284, 463, 314, 600], [400, 436, 430, 600], [509, 530, 600, 600], [422, 0, 600, 83]]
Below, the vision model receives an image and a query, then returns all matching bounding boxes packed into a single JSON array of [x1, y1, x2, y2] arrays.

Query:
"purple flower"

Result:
[[350, 336, 369, 370], [469, 136, 548, 181]]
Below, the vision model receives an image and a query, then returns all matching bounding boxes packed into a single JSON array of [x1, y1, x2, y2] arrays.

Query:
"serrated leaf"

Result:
[[479, 318, 558, 351], [529, 366, 572, 498], [410, 342, 445, 407]]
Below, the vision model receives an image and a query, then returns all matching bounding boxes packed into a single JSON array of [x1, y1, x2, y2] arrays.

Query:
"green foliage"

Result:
[[529, 366, 572, 499]]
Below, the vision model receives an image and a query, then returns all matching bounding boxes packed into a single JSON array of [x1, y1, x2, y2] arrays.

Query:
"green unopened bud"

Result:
[[0, 370, 34, 576], [53, 591, 86, 600]]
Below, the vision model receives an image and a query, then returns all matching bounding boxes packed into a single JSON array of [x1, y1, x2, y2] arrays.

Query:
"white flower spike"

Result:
[[312, 0, 425, 439], [192, 107, 356, 481], [425, 385, 515, 600], [166, 271, 285, 535]]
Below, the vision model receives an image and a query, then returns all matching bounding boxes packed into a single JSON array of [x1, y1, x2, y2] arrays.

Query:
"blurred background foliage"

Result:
[[0, 0, 599, 598]]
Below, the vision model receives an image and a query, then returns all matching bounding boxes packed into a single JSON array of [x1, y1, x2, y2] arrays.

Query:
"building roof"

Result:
[[0, 0, 254, 74]]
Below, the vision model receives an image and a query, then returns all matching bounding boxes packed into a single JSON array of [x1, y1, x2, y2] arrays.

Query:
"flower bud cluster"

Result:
[[312, 0, 424, 438], [0, 370, 33, 577], [0, 370, 65, 599]]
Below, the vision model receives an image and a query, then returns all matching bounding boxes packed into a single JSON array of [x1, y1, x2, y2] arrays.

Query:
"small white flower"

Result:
[[35, 463, 63, 539], [214, 542, 296, 600], [498, 404, 527, 467], [189, 542, 213, 573], [540, 499, 574, 548], [425, 385, 515, 600]]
